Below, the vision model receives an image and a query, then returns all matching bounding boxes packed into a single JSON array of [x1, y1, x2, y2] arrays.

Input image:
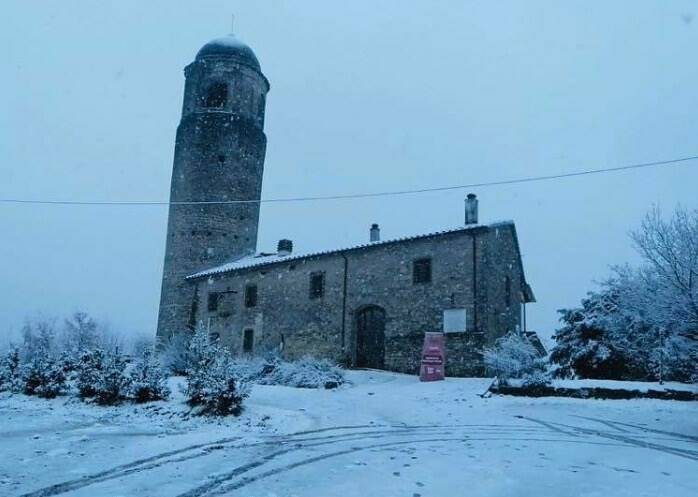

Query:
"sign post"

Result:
[[419, 332, 446, 381]]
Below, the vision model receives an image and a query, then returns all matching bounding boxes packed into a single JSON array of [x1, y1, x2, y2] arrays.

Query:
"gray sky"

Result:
[[2, 1, 697, 343]]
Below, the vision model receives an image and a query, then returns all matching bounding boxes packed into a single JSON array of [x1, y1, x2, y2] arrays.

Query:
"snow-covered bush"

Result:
[[229, 355, 279, 383], [159, 332, 192, 375], [76, 348, 131, 405], [0, 346, 24, 393], [15, 318, 66, 398], [483, 333, 544, 381], [127, 347, 170, 403], [184, 327, 248, 416], [257, 356, 345, 389], [227, 355, 346, 389], [76, 349, 105, 398], [550, 298, 629, 380], [186, 354, 248, 416], [21, 350, 66, 399], [93, 348, 131, 405]]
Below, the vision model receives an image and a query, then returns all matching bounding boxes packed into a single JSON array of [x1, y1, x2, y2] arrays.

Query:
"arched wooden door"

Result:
[[356, 306, 386, 369]]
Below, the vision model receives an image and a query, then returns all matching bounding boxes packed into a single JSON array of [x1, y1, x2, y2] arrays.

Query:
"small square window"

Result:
[[309, 272, 325, 299], [244, 284, 257, 307], [413, 258, 432, 284], [207, 292, 220, 312]]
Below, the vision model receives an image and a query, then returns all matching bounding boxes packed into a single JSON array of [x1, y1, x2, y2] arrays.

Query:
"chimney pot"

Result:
[[277, 239, 293, 256], [370, 223, 381, 242], [464, 194, 479, 225]]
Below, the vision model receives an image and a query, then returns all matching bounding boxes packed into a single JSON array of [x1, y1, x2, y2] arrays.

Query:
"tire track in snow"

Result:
[[523, 416, 698, 461], [201, 436, 631, 496], [572, 415, 698, 443], [16, 424, 564, 497], [18, 425, 469, 497], [15, 424, 383, 497]]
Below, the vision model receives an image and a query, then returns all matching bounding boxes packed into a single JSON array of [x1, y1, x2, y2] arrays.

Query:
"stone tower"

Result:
[[156, 35, 269, 340]]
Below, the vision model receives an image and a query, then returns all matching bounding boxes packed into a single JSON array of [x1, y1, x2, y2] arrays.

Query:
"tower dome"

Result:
[[195, 34, 261, 71]]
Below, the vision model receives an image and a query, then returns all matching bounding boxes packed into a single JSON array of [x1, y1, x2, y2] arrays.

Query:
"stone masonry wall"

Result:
[[189, 224, 529, 376]]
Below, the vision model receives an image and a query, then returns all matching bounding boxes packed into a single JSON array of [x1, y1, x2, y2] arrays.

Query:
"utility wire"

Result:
[[1, 154, 696, 206]]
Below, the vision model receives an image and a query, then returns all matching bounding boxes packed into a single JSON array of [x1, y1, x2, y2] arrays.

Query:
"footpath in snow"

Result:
[[1, 371, 697, 497]]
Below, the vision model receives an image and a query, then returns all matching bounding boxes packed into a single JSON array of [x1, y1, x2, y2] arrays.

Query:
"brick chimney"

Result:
[[370, 223, 380, 242], [277, 239, 293, 256], [464, 194, 478, 225]]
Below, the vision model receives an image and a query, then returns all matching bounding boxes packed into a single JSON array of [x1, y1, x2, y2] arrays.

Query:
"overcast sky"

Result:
[[2, 1, 698, 344]]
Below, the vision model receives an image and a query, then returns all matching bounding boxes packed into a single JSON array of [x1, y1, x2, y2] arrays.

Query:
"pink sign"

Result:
[[419, 332, 446, 382]]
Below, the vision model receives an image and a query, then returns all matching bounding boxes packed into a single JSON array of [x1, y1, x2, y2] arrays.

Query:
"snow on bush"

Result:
[[227, 355, 346, 389], [75, 347, 131, 405], [17, 318, 67, 398], [93, 348, 131, 405], [21, 349, 66, 399], [483, 332, 545, 381], [76, 349, 105, 398], [127, 347, 170, 403], [159, 331, 192, 375], [0, 346, 23, 393], [184, 327, 248, 416], [257, 356, 345, 389]]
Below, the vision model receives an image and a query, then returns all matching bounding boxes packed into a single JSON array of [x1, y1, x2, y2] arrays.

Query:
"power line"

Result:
[[1, 154, 696, 206]]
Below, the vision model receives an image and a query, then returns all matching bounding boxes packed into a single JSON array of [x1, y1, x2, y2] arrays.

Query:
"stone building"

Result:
[[156, 34, 536, 375]]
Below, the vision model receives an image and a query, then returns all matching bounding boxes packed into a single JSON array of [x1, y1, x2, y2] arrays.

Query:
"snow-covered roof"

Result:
[[187, 221, 514, 280], [195, 34, 261, 71]]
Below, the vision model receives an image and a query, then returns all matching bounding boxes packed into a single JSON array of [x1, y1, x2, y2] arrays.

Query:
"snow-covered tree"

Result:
[[93, 348, 130, 405], [75, 347, 131, 404], [20, 340, 66, 399], [184, 326, 248, 416], [76, 349, 105, 398], [630, 205, 698, 339], [62, 312, 101, 363], [483, 332, 544, 380], [0, 346, 23, 393], [550, 291, 631, 380], [21, 317, 57, 361], [127, 347, 170, 403], [550, 206, 698, 382]]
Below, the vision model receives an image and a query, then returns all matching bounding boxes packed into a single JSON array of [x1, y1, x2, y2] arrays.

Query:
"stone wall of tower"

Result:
[[156, 51, 269, 340]]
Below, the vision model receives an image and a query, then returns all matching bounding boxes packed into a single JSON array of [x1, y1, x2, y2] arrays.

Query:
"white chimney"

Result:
[[370, 223, 380, 242], [464, 194, 478, 225]]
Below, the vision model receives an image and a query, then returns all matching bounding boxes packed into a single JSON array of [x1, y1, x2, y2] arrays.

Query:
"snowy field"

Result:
[[1, 371, 696, 497]]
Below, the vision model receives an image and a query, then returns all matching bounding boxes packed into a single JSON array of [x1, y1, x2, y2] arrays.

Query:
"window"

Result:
[[244, 284, 257, 307], [443, 309, 467, 333], [309, 272, 325, 299], [243, 328, 254, 353], [505, 276, 512, 307], [207, 292, 220, 312], [413, 258, 432, 284], [203, 82, 227, 108]]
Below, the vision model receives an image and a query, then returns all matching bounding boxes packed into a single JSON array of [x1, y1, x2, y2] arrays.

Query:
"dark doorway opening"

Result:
[[243, 328, 254, 353], [356, 305, 386, 369]]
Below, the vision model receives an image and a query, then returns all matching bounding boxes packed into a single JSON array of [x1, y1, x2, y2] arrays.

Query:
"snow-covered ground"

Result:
[[1, 371, 696, 497]]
